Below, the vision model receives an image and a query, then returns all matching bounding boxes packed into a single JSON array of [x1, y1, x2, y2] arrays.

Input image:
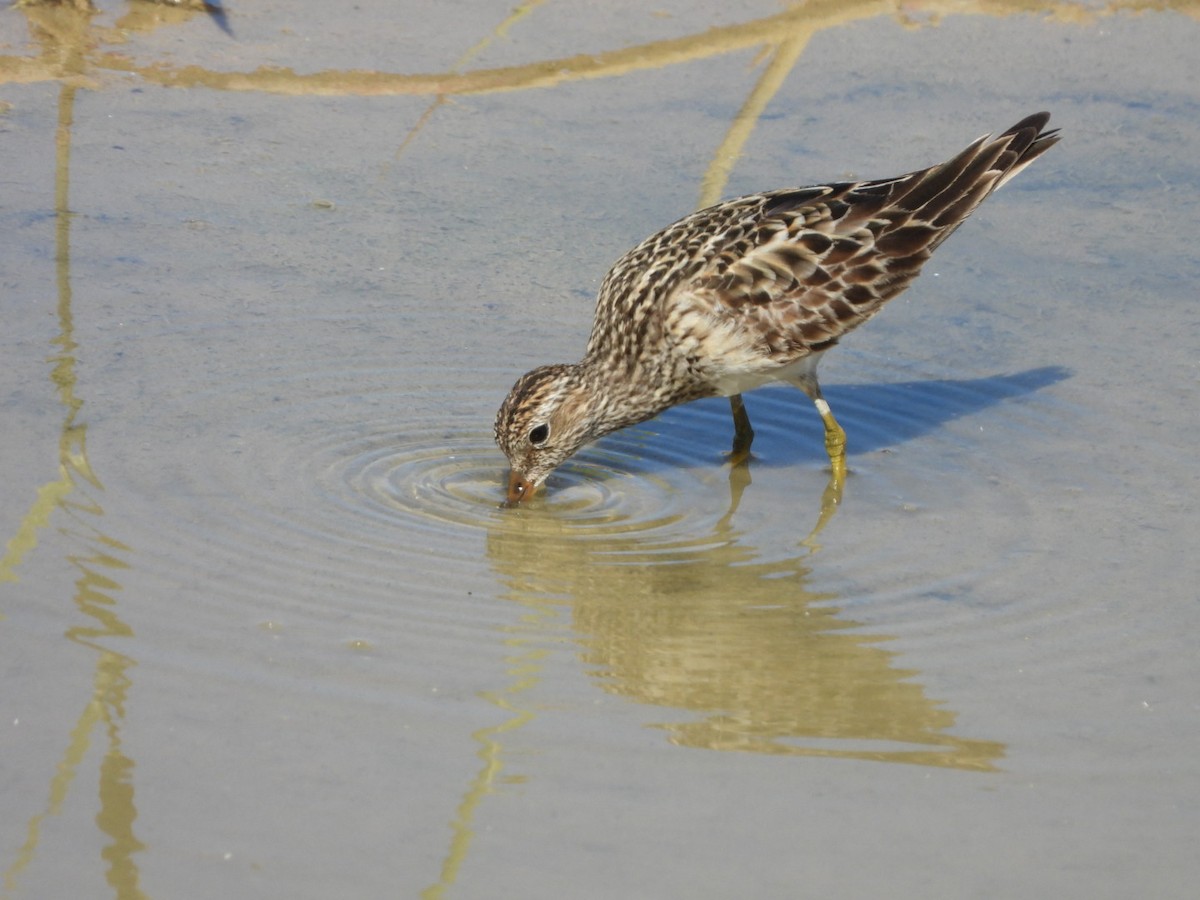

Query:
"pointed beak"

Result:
[[504, 469, 537, 506]]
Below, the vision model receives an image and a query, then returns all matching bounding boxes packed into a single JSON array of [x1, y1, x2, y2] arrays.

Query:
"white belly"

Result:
[[710, 351, 826, 397]]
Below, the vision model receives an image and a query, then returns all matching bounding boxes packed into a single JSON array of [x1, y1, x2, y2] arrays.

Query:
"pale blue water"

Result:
[[2, 3, 1198, 899]]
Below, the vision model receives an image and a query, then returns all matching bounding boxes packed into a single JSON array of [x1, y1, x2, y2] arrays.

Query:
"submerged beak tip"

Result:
[[504, 469, 537, 506]]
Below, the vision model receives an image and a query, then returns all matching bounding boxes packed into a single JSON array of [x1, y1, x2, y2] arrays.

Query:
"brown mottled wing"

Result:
[[674, 112, 1059, 365]]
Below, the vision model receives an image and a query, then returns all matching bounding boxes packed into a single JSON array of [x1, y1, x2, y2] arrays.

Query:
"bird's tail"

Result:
[[893, 111, 1060, 250]]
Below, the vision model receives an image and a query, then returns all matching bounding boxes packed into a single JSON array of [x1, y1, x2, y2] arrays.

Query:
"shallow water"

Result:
[[2, 2, 1199, 898]]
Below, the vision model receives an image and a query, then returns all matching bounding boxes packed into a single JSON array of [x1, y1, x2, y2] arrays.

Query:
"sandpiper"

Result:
[[495, 112, 1059, 504]]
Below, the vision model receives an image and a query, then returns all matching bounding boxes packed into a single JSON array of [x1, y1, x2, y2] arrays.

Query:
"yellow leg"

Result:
[[802, 397, 846, 544], [727, 394, 755, 466], [813, 398, 845, 463], [813, 396, 848, 495]]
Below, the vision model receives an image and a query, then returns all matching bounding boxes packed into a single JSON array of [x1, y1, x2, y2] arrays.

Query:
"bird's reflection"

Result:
[[486, 469, 1004, 771]]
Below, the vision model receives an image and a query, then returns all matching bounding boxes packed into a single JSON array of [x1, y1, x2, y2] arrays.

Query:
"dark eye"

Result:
[[528, 423, 550, 446]]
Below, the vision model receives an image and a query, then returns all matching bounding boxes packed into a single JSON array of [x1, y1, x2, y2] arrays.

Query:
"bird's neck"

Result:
[[576, 353, 705, 440]]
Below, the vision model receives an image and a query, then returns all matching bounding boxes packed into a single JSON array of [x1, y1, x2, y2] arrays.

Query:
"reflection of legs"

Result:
[[800, 463, 844, 552], [722, 381, 845, 546], [721, 455, 752, 528], [727, 393, 755, 465]]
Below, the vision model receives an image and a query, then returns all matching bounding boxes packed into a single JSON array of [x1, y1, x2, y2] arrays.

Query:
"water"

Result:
[[2, 2, 1199, 899]]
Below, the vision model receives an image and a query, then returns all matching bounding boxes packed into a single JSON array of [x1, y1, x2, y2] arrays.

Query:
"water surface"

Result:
[[2, 2, 1198, 898]]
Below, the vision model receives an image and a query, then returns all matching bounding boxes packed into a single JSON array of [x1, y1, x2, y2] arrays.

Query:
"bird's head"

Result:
[[494, 364, 597, 505]]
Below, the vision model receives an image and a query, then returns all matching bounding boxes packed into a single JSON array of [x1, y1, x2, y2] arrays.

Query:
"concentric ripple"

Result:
[[331, 424, 731, 542], [103, 357, 749, 629]]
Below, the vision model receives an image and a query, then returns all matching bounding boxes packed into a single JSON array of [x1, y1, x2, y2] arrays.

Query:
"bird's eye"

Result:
[[528, 423, 550, 446]]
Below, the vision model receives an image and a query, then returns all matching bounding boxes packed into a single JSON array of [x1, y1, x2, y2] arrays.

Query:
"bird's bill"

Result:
[[505, 469, 537, 506]]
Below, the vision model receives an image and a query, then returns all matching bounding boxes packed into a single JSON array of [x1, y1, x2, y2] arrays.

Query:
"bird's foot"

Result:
[[820, 409, 847, 463], [726, 437, 754, 468]]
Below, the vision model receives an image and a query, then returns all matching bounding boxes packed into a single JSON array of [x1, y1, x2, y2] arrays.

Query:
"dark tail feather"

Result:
[[894, 112, 1059, 249], [992, 111, 1061, 189]]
